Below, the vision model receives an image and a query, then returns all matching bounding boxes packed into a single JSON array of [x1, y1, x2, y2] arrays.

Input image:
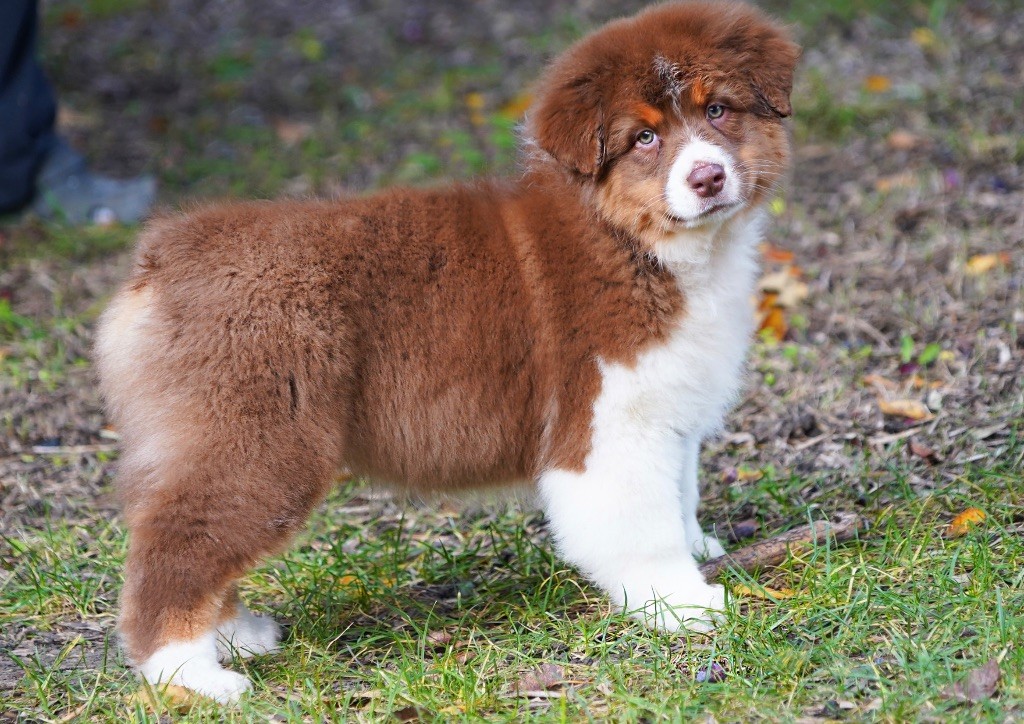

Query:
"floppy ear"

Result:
[[528, 73, 606, 176], [750, 34, 801, 118]]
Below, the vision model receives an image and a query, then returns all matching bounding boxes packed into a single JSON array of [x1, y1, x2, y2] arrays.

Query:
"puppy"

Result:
[[95, 1, 798, 703]]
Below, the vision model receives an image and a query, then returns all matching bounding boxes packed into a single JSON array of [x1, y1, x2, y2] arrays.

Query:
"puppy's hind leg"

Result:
[[214, 584, 281, 662], [119, 443, 334, 704]]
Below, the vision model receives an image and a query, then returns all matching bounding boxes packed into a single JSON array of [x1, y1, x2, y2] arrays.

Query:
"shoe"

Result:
[[30, 139, 156, 225]]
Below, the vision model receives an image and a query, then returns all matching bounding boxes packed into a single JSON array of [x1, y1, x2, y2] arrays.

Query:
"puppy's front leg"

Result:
[[539, 436, 725, 632], [679, 436, 726, 561]]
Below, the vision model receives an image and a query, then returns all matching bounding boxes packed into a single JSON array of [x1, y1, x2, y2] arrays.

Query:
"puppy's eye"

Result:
[[706, 104, 726, 120], [636, 129, 658, 147]]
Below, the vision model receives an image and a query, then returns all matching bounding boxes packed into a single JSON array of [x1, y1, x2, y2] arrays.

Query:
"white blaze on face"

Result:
[[665, 138, 741, 226]]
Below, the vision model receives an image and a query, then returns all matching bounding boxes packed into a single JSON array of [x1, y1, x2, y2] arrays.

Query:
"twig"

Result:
[[29, 444, 119, 455], [699, 512, 866, 580]]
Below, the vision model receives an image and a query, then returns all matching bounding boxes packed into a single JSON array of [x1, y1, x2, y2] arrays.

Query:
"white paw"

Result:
[[639, 582, 727, 633], [216, 603, 281, 661], [689, 533, 726, 561], [139, 634, 253, 704]]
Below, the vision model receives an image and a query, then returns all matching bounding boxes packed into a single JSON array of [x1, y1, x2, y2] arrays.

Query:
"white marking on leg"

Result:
[[540, 431, 725, 632], [216, 602, 281, 661], [138, 632, 252, 704], [679, 436, 726, 561]]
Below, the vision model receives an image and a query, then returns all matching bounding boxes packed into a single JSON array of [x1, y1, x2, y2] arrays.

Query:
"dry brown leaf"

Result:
[[516, 663, 567, 694], [947, 508, 986, 538], [941, 659, 1000, 702], [732, 583, 796, 600], [273, 119, 313, 146], [759, 306, 787, 340], [887, 130, 921, 151], [862, 374, 899, 392], [759, 242, 795, 264], [877, 398, 934, 421], [426, 630, 452, 647], [909, 438, 940, 463]]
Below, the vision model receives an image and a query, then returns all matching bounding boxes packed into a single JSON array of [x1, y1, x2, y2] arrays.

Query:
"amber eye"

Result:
[[636, 129, 657, 146], [706, 103, 725, 120]]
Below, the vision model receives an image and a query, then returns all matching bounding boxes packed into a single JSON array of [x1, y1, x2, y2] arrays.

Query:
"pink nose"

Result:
[[687, 163, 726, 198]]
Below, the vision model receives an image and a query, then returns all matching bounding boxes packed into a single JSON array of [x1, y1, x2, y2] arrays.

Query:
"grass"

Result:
[[3, 443, 1023, 720]]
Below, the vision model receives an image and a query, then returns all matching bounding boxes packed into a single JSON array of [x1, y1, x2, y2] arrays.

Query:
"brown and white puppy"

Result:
[[95, 1, 798, 703]]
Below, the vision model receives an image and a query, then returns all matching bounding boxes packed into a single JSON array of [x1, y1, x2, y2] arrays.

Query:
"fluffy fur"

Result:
[[95, 1, 798, 702]]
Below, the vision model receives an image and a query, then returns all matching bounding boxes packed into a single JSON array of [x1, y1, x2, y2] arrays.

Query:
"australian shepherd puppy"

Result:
[[95, 0, 798, 703]]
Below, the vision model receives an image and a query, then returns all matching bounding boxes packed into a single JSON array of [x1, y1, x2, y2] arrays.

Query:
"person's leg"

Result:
[[0, 0, 57, 214]]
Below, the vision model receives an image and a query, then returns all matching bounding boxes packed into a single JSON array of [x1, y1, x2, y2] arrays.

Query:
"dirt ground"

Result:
[[1, 0, 1022, 712]]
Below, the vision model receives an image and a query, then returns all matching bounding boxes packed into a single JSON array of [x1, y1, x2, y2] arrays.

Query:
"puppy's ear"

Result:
[[528, 73, 606, 176], [750, 34, 801, 118]]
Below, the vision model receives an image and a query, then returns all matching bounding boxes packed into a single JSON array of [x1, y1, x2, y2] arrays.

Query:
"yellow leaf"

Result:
[[875, 172, 917, 193], [465, 92, 486, 111], [864, 75, 892, 93], [877, 398, 935, 421], [499, 93, 533, 118], [736, 467, 764, 483], [770, 197, 786, 216], [965, 253, 1004, 276], [129, 684, 201, 713], [911, 27, 938, 49], [732, 583, 796, 600], [947, 508, 986, 538]]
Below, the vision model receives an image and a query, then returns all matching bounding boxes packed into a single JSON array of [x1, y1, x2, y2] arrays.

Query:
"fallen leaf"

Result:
[[499, 93, 532, 119], [862, 374, 898, 392], [759, 306, 787, 340], [911, 27, 938, 50], [426, 630, 452, 648], [947, 508, 986, 538], [877, 398, 934, 421], [393, 705, 423, 721], [736, 467, 764, 483], [941, 659, 1000, 702], [516, 663, 566, 693], [726, 518, 759, 542], [732, 583, 796, 600], [887, 130, 921, 151], [875, 172, 917, 193], [965, 253, 1008, 276], [759, 242, 795, 264], [273, 119, 313, 146], [758, 269, 810, 307], [863, 75, 892, 93], [129, 684, 199, 713], [454, 650, 475, 664], [908, 439, 940, 463]]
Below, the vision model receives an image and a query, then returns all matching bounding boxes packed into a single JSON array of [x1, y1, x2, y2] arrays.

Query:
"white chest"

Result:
[[594, 216, 762, 442]]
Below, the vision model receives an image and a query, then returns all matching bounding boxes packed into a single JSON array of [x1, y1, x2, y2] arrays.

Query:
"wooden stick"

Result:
[[699, 512, 866, 580]]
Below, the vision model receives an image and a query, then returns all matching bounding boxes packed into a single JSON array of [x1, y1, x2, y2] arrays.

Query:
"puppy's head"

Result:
[[527, 1, 799, 246]]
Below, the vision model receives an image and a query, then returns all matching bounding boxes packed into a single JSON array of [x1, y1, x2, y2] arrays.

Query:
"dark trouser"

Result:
[[0, 0, 56, 214]]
